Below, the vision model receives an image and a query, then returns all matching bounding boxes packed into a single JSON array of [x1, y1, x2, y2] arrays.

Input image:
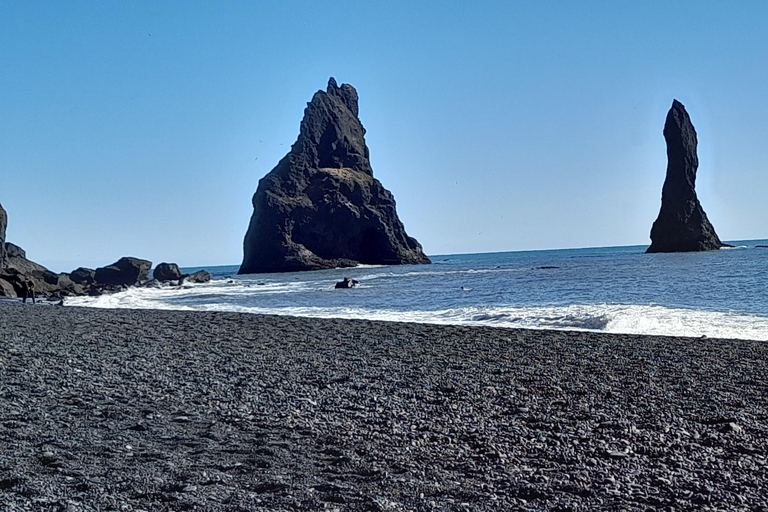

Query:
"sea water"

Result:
[[67, 240, 768, 340]]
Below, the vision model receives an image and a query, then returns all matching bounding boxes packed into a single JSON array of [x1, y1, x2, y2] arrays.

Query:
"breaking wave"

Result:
[[65, 282, 768, 341]]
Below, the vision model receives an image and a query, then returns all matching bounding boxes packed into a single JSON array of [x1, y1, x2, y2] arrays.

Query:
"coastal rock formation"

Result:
[[0, 204, 6, 269], [154, 262, 183, 281], [182, 270, 212, 284], [95, 257, 152, 286], [5, 242, 26, 259], [70, 267, 96, 285], [0, 203, 211, 300], [239, 77, 430, 274], [647, 100, 724, 253]]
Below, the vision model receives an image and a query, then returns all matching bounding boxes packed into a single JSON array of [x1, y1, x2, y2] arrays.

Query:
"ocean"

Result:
[[67, 240, 768, 340]]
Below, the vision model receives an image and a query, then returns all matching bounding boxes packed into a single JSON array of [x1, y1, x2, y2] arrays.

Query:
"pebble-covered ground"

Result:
[[1, 303, 768, 511]]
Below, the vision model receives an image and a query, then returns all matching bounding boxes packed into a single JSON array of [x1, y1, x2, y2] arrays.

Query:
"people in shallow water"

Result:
[[21, 277, 36, 304], [335, 277, 359, 289]]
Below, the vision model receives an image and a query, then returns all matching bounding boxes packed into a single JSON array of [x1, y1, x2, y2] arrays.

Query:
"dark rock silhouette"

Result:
[[647, 100, 724, 253], [239, 77, 430, 274], [70, 267, 96, 285], [95, 257, 152, 286], [154, 262, 183, 281], [0, 204, 6, 269], [335, 277, 359, 289]]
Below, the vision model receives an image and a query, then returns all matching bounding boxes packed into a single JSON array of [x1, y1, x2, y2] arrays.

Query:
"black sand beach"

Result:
[[1, 304, 767, 511]]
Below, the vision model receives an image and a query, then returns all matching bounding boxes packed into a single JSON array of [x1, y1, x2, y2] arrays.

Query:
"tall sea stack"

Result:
[[647, 100, 724, 253], [239, 78, 430, 274]]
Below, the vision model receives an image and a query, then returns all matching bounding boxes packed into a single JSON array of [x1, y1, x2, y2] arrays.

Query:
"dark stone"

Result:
[[335, 277, 359, 289], [70, 267, 96, 285], [239, 77, 430, 274], [647, 100, 724, 253], [0, 204, 6, 269], [95, 257, 152, 286], [0, 278, 15, 298], [154, 262, 183, 281], [182, 270, 211, 284], [4, 252, 48, 276], [5, 243, 25, 259]]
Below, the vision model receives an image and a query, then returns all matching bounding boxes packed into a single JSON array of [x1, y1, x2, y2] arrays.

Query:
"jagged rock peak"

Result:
[[326, 77, 359, 116], [290, 77, 371, 175], [647, 100, 724, 253], [239, 78, 430, 274]]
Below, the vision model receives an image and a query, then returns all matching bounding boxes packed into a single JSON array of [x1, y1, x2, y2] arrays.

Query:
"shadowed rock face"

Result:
[[647, 100, 723, 253], [239, 78, 430, 274], [0, 203, 6, 269]]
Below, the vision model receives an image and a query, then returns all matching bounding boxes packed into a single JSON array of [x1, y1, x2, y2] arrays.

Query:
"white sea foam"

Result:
[[65, 282, 768, 341]]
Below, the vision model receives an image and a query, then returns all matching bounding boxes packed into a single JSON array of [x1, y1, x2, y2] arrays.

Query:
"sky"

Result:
[[2, 1, 768, 272]]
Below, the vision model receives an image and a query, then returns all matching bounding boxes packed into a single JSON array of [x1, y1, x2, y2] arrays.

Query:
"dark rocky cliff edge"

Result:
[[0, 203, 7, 269], [647, 100, 724, 253], [239, 78, 430, 274]]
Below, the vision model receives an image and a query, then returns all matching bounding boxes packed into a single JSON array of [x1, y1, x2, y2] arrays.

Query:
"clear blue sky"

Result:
[[2, 1, 767, 272]]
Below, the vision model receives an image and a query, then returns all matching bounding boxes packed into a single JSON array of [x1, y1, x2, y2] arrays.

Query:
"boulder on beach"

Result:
[[95, 257, 152, 286], [239, 77, 430, 274], [647, 100, 724, 253], [154, 262, 183, 282]]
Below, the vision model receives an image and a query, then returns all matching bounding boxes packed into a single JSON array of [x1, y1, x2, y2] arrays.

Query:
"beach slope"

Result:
[[1, 305, 767, 510]]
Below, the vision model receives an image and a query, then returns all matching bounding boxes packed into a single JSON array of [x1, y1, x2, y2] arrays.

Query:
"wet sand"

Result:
[[1, 304, 767, 511]]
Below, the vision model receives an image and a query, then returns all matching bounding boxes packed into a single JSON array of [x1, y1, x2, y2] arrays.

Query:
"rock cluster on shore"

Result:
[[2, 306, 768, 511], [239, 78, 430, 274], [647, 100, 724, 253], [0, 204, 210, 300]]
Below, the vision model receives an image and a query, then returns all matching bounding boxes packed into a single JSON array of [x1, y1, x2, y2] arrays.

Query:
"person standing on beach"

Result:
[[21, 277, 35, 304]]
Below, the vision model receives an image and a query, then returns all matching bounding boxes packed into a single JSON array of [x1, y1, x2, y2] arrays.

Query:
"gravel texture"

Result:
[[1, 303, 768, 511]]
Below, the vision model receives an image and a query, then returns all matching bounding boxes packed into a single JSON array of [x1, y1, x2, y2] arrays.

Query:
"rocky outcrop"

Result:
[[0, 278, 15, 297], [95, 257, 152, 286], [0, 204, 6, 269], [239, 78, 430, 274], [0, 203, 212, 299], [70, 267, 96, 285], [647, 100, 724, 253], [154, 262, 183, 282], [182, 270, 212, 284]]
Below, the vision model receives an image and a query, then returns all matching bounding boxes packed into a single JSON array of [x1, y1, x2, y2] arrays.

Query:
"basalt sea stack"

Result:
[[239, 78, 430, 274], [647, 100, 724, 253]]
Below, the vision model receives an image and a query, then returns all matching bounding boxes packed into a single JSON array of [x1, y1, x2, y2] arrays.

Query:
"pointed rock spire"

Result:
[[647, 100, 724, 253], [239, 78, 430, 274]]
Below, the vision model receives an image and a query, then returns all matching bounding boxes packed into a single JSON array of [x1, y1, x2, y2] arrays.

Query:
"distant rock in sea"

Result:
[[154, 262, 183, 282], [647, 100, 724, 253], [239, 77, 430, 274]]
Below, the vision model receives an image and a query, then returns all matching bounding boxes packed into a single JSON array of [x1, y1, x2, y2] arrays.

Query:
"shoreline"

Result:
[[2, 305, 767, 510]]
